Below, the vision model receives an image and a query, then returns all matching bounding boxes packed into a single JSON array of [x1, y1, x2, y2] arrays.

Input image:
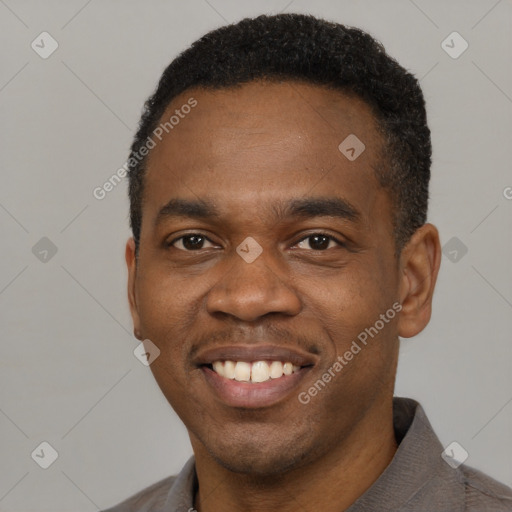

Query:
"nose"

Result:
[[205, 244, 302, 322]]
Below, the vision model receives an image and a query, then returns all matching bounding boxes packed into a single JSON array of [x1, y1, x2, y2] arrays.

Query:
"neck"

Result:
[[191, 399, 397, 512]]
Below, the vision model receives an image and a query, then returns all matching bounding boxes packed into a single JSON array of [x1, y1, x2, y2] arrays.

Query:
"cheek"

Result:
[[313, 261, 388, 324], [135, 274, 198, 382], [310, 259, 399, 375], [137, 268, 194, 327], [137, 279, 198, 412]]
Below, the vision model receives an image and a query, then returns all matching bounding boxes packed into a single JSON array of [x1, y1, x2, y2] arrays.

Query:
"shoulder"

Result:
[[459, 464, 512, 512], [101, 475, 177, 512]]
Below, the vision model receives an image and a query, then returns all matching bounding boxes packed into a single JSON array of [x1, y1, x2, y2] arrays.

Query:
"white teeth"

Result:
[[251, 361, 270, 383], [212, 361, 225, 377], [211, 360, 301, 382], [234, 361, 251, 381], [224, 360, 236, 379], [269, 361, 284, 379]]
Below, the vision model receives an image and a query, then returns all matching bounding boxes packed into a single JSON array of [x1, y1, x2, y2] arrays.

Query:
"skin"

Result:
[[125, 80, 441, 512]]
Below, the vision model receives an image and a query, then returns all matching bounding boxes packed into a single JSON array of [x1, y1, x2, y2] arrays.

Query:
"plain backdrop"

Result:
[[1, 0, 511, 510]]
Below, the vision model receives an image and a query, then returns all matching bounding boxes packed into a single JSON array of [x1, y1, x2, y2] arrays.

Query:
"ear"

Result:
[[397, 223, 441, 338], [125, 237, 142, 340]]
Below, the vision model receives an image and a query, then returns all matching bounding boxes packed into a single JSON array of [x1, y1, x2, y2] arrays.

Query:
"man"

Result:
[[104, 13, 512, 512]]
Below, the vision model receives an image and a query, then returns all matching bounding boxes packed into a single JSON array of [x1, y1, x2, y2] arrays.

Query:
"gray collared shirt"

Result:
[[103, 397, 512, 511]]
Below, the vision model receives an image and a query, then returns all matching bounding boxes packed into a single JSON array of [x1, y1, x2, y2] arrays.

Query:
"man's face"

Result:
[[127, 81, 403, 475]]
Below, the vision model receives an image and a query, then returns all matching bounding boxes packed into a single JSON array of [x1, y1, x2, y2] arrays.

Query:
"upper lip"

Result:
[[193, 344, 318, 367]]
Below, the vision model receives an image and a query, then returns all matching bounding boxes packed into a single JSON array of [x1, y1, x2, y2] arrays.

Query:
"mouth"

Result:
[[194, 345, 317, 408], [208, 360, 301, 383]]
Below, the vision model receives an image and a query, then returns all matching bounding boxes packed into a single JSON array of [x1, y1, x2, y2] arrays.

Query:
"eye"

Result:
[[169, 234, 218, 251], [168, 232, 345, 252], [294, 233, 345, 251]]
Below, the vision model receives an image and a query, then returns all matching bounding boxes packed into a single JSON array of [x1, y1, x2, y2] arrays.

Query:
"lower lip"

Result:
[[201, 366, 311, 408]]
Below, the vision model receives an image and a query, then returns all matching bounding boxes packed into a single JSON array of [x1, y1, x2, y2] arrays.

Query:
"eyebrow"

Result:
[[154, 196, 360, 228]]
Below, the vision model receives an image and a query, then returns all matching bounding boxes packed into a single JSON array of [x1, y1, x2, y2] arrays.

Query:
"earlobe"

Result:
[[397, 224, 441, 338], [125, 238, 142, 340]]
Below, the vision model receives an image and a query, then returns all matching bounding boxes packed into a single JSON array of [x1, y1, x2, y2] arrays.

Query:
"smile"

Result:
[[194, 344, 317, 408], [211, 360, 301, 383]]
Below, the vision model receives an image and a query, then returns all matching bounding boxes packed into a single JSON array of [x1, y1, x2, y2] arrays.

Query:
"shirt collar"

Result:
[[346, 397, 465, 511]]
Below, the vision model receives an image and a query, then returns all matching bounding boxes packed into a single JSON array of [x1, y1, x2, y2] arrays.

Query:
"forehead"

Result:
[[148, 80, 381, 162], [142, 80, 389, 231]]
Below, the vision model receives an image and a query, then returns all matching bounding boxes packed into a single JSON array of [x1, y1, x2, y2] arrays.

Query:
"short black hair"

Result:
[[128, 13, 431, 254]]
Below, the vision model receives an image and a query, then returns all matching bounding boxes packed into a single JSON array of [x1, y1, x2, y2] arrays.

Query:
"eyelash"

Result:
[[168, 232, 346, 252]]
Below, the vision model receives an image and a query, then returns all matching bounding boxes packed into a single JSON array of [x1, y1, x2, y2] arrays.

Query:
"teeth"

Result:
[[224, 360, 236, 379], [234, 361, 251, 381], [269, 361, 284, 379], [212, 361, 225, 377], [251, 361, 270, 383], [211, 360, 301, 383]]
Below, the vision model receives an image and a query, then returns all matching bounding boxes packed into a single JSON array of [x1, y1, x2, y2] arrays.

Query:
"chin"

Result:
[[200, 426, 314, 476], [212, 448, 306, 476]]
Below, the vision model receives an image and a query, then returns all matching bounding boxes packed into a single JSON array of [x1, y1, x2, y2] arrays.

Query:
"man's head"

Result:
[[128, 13, 432, 255], [125, 14, 441, 477]]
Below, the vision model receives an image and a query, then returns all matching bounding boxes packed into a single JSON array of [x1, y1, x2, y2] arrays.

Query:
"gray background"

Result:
[[1, 0, 511, 510]]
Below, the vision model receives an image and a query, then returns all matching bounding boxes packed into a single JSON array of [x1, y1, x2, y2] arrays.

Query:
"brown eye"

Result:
[[295, 233, 344, 251], [171, 234, 216, 251]]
